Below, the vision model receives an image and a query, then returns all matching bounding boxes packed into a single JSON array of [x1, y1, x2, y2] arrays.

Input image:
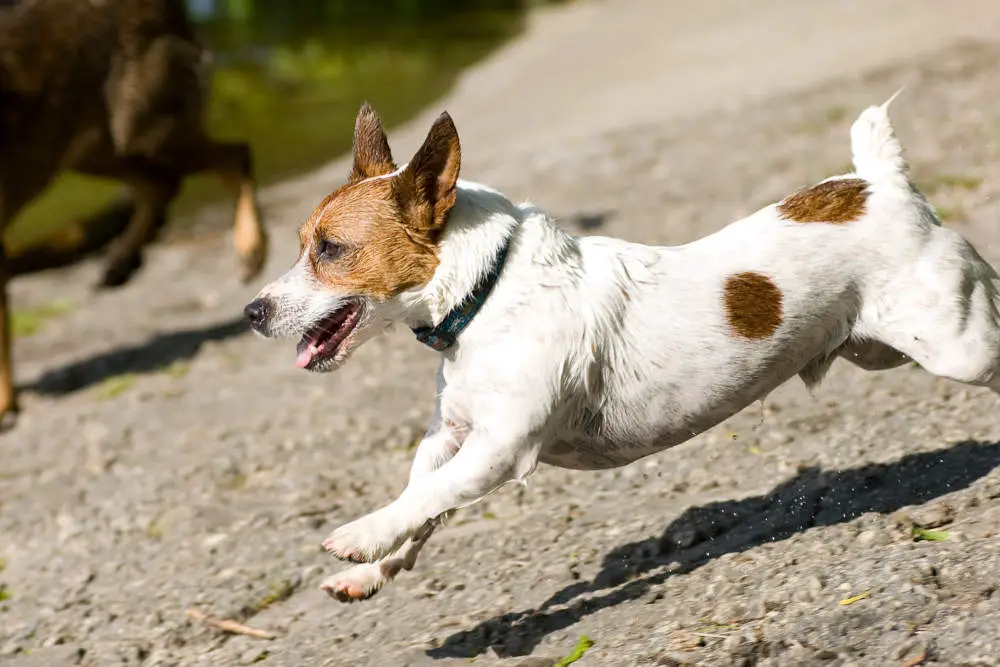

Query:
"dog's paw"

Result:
[[238, 234, 268, 284], [321, 511, 408, 563], [0, 405, 19, 433], [98, 252, 144, 289], [320, 563, 390, 603]]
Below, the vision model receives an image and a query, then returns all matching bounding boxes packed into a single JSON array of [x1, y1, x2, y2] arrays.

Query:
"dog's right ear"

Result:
[[395, 111, 461, 233], [348, 102, 397, 183]]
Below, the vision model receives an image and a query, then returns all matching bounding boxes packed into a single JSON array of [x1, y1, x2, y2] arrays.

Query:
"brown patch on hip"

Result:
[[777, 178, 869, 224], [723, 272, 783, 340]]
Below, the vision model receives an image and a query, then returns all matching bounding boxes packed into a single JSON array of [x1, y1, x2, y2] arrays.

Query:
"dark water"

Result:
[[8, 0, 563, 251]]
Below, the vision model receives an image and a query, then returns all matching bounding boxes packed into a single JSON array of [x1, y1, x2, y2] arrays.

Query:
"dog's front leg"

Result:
[[320, 418, 461, 601], [323, 428, 538, 563], [320, 522, 442, 602]]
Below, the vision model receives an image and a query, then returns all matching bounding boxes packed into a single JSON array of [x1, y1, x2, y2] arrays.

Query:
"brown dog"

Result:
[[0, 0, 269, 429]]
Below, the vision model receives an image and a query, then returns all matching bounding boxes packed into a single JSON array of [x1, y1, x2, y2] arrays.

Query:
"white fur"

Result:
[[257, 98, 1000, 601]]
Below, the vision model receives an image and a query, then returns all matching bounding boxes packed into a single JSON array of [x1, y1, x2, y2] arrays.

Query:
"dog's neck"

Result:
[[398, 181, 521, 340]]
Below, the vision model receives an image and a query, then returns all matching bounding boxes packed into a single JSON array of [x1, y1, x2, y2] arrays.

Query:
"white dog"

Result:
[[245, 96, 1000, 602]]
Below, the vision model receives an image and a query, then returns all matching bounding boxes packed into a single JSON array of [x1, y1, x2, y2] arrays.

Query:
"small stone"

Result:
[[856, 529, 878, 545], [908, 504, 954, 528], [807, 576, 825, 599]]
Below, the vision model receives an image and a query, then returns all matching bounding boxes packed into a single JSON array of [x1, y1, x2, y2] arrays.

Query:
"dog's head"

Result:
[[245, 103, 461, 371]]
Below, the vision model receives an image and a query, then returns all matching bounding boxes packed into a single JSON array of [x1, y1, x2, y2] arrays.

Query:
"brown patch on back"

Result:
[[777, 178, 869, 223], [296, 106, 462, 301], [723, 272, 783, 340]]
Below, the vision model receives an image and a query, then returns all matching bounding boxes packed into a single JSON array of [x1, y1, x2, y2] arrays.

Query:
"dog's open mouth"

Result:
[[295, 300, 362, 370]]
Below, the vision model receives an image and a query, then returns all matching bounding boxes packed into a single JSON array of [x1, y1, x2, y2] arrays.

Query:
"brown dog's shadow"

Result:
[[24, 316, 248, 396], [428, 440, 1000, 659]]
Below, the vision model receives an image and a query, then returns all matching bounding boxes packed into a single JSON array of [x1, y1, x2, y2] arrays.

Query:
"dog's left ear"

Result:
[[349, 102, 397, 183], [397, 111, 461, 231]]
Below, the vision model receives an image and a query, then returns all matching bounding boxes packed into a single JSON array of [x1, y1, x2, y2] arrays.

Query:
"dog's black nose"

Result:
[[244, 298, 270, 331]]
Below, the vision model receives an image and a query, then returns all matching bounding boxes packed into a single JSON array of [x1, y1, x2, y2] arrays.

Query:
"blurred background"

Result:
[[6, 0, 566, 257]]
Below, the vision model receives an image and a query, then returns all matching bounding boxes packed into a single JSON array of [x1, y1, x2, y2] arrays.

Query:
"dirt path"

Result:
[[4, 2, 1000, 666]]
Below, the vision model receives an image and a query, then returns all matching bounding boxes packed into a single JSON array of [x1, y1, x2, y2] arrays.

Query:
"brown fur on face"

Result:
[[297, 104, 462, 301], [723, 271, 784, 340], [777, 178, 869, 224]]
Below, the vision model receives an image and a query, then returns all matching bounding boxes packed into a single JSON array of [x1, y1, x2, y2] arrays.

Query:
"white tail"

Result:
[[850, 89, 907, 185]]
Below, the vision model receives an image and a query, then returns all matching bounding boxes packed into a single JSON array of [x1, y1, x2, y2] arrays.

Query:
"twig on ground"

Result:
[[901, 651, 928, 667], [838, 590, 871, 606], [186, 608, 277, 640]]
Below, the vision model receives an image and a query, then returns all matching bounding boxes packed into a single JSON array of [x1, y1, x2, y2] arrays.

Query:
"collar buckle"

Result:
[[412, 326, 456, 352]]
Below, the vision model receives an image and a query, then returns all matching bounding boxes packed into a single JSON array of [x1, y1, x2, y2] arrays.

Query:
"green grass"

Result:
[[11, 299, 73, 337], [912, 527, 950, 542], [252, 580, 296, 613], [146, 520, 166, 541], [160, 361, 191, 379], [0, 585, 10, 602], [555, 636, 594, 667], [93, 373, 137, 400], [933, 204, 966, 223], [824, 106, 848, 124], [919, 172, 982, 196]]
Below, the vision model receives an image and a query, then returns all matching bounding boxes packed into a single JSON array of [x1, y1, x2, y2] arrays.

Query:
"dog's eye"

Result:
[[316, 239, 345, 261]]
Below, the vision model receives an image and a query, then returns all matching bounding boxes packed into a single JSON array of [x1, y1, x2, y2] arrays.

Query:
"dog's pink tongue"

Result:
[[295, 344, 317, 369]]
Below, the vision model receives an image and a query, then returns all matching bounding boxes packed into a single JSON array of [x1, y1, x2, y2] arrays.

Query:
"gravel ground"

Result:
[[4, 3, 1000, 667]]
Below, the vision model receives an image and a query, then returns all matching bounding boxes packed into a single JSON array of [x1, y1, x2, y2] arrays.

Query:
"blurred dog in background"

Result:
[[0, 0, 269, 429]]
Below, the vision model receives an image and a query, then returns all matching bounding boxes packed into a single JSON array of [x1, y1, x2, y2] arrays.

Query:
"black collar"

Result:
[[411, 236, 513, 352]]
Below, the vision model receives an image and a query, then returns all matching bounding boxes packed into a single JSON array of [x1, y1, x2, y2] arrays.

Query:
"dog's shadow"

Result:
[[429, 439, 1000, 659], [25, 315, 249, 396], [567, 210, 613, 231]]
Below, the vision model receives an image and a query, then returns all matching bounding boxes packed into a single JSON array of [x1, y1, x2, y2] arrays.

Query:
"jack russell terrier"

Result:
[[245, 95, 1000, 602]]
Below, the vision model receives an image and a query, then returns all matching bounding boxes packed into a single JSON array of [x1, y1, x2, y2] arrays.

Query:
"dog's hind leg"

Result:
[[0, 184, 40, 430], [0, 235, 16, 431], [98, 174, 180, 289], [70, 149, 180, 288], [866, 231, 1000, 393], [196, 141, 267, 284], [158, 140, 267, 283]]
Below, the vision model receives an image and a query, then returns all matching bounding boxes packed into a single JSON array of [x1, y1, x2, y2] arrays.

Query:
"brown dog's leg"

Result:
[[72, 150, 179, 288], [98, 175, 179, 289], [192, 141, 267, 283], [0, 240, 17, 431]]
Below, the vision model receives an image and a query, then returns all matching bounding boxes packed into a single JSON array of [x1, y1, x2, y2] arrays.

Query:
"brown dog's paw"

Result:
[[238, 235, 268, 285], [0, 405, 20, 433], [98, 252, 144, 289]]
